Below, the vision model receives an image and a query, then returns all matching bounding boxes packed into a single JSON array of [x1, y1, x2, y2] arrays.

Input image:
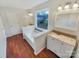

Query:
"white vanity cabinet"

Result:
[[22, 26, 48, 55], [47, 32, 76, 58]]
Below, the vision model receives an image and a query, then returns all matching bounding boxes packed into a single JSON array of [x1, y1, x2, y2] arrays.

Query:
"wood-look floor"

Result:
[[7, 34, 58, 58]]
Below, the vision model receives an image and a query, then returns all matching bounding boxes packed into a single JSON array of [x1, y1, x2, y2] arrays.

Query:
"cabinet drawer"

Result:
[[47, 36, 61, 55], [59, 42, 74, 58]]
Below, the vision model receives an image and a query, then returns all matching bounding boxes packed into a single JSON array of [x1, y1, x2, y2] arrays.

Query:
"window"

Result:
[[36, 9, 48, 29]]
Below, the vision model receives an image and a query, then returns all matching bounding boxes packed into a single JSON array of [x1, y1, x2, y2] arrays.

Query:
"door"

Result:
[[0, 16, 6, 58]]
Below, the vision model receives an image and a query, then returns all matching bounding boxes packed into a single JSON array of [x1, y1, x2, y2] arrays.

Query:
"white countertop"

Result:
[[48, 32, 76, 46], [22, 25, 48, 39]]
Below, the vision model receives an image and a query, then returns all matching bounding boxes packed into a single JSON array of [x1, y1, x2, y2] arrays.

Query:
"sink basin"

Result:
[[32, 29, 42, 35]]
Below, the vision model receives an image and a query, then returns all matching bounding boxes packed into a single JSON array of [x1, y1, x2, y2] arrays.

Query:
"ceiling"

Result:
[[0, 0, 48, 9]]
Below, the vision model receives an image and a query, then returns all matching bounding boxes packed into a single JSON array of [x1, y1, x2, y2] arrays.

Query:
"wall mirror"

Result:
[[55, 13, 78, 32]]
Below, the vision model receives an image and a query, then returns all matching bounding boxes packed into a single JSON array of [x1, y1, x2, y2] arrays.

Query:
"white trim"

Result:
[[34, 46, 45, 55]]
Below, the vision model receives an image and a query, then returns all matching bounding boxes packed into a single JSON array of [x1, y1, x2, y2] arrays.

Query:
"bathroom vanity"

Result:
[[46, 10, 79, 57], [22, 9, 49, 55], [22, 26, 48, 55], [47, 31, 76, 58]]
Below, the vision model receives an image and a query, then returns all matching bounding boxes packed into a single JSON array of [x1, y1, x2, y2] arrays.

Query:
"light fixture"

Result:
[[73, 1, 78, 9], [28, 12, 33, 16], [58, 5, 62, 11], [64, 2, 70, 10], [57, 0, 79, 11]]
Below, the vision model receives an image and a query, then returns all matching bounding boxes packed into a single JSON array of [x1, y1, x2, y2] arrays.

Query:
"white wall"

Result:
[[0, 7, 33, 37], [0, 0, 62, 37], [0, 16, 6, 58], [26, 0, 64, 31]]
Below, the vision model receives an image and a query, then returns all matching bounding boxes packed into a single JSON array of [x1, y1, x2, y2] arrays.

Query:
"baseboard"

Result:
[[7, 33, 22, 38], [34, 46, 45, 55]]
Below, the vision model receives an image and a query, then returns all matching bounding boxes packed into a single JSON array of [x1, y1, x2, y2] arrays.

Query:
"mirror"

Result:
[[55, 14, 78, 31]]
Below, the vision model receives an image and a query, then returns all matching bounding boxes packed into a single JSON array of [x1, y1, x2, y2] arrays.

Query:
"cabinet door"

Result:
[[47, 36, 61, 56], [35, 34, 46, 53], [59, 42, 74, 58]]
